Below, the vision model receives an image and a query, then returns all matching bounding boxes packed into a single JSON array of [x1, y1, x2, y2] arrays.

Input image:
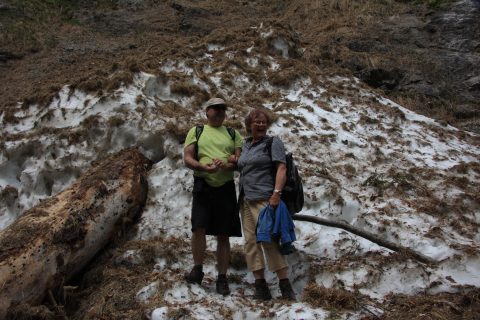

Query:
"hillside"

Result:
[[1, 0, 479, 132], [1, 0, 480, 319]]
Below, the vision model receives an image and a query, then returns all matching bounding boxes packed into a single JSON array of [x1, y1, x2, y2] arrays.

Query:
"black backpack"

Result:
[[266, 137, 304, 215], [195, 125, 235, 159]]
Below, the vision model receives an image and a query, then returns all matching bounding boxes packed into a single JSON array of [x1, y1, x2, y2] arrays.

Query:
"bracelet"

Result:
[[273, 189, 282, 195]]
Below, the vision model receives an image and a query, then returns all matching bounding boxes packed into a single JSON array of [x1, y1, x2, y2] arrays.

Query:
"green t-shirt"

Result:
[[184, 125, 243, 187]]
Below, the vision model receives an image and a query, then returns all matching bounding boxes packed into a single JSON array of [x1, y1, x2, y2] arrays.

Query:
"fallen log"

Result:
[[0, 148, 152, 318], [292, 214, 437, 265]]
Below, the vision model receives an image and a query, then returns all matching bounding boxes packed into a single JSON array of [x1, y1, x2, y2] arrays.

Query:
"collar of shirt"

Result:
[[245, 135, 269, 149]]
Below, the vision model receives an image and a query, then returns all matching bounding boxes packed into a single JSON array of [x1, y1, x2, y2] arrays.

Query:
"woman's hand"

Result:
[[269, 191, 281, 208]]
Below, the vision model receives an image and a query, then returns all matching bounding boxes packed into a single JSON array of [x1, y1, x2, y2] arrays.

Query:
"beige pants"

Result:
[[241, 199, 288, 272]]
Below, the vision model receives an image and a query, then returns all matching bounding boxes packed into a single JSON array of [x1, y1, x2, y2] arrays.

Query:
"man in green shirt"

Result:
[[183, 97, 243, 295]]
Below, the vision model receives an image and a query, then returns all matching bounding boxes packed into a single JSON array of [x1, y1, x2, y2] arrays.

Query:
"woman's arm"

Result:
[[269, 162, 286, 207]]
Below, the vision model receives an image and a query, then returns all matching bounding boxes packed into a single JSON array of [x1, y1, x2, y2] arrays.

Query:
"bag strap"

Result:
[[264, 136, 274, 158], [264, 136, 277, 178], [226, 127, 236, 141], [194, 125, 204, 160]]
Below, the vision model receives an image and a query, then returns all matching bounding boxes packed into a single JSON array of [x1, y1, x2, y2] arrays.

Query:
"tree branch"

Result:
[[292, 214, 437, 265]]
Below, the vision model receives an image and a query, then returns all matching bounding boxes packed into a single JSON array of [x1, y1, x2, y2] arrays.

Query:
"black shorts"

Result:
[[191, 177, 242, 237]]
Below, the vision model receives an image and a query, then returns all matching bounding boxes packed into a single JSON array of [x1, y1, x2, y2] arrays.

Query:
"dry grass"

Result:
[[0, 185, 18, 199], [164, 121, 192, 142], [362, 173, 387, 193], [0, 0, 82, 50], [58, 128, 89, 145], [154, 101, 195, 118], [444, 175, 470, 190], [107, 115, 125, 128], [74, 76, 105, 94], [302, 282, 364, 311], [166, 307, 191, 319], [342, 164, 356, 178], [80, 114, 102, 131], [170, 80, 199, 97], [408, 166, 439, 181], [268, 68, 304, 88], [273, 101, 300, 113], [359, 114, 379, 125], [105, 71, 135, 93], [1, 0, 472, 137], [387, 169, 416, 194], [64, 236, 190, 320], [381, 287, 480, 320], [394, 94, 458, 127], [318, 102, 334, 113], [1, 109, 20, 125], [223, 119, 243, 131], [369, 134, 387, 144], [451, 162, 480, 175], [413, 196, 450, 218], [6, 304, 57, 320]]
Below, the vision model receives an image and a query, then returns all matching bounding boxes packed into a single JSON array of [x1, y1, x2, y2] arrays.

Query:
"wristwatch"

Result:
[[273, 189, 282, 195]]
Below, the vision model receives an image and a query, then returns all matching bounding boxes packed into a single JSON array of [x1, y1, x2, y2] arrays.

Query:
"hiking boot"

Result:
[[279, 279, 296, 301], [254, 279, 272, 301], [216, 274, 230, 295], [184, 265, 204, 285]]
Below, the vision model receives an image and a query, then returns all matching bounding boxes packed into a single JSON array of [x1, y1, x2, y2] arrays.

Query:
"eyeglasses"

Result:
[[253, 120, 267, 125]]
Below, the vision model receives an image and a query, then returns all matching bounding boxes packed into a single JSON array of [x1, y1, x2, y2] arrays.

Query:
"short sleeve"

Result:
[[184, 127, 197, 149], [234, 129, 243, 149], [271, 137, 286, 163]]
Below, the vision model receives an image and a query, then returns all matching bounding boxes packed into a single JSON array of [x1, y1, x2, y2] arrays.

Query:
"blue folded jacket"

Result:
[[256, 201, 296, 253]]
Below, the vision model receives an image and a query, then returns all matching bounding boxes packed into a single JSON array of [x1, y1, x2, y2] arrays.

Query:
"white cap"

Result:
[[204, 97, 227, 109]]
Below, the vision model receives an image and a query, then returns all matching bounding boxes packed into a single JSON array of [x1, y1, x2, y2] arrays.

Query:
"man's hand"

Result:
[[211, 158, 236, 171], [203, 162, 220, 173], [212, 158, 225, 168]]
